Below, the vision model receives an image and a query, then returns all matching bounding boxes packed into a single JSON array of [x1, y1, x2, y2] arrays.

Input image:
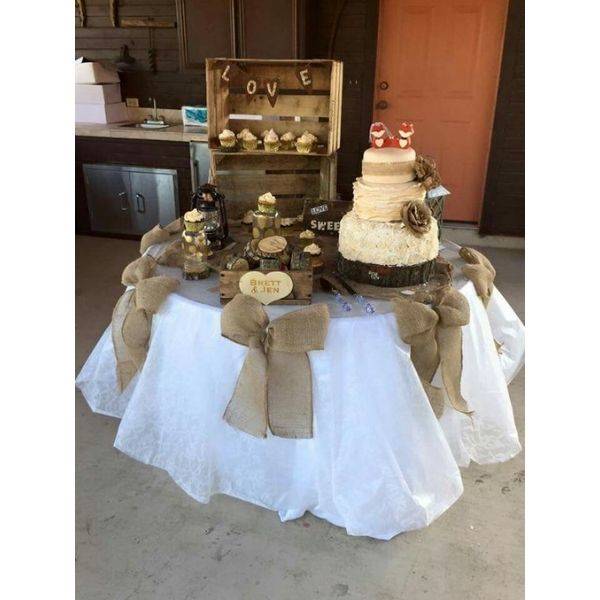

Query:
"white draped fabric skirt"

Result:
[[77, 275, 524, 540]]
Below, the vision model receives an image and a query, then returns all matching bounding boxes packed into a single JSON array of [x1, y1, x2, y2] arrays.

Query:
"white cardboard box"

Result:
[[75, 61, 120, 84], [75, 83, 122, 104], [75, 102, 128, 124]]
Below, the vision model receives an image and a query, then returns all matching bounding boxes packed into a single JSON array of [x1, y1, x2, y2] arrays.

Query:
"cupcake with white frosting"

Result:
[[218, 129, 236, 149], [184, 208, 204, 232], [302, 241, 323, 272], [281, 131, 296, 151], [298, 229, 316, 248], [240, 130, 258, 151], [295, 131, 317, 153], [263, 129, 280, 152], [236, 128, 252, 140]]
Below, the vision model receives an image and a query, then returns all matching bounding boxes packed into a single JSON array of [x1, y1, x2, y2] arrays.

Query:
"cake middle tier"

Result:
[[353, 178, 426, 222], [338, 210, 439, 267]]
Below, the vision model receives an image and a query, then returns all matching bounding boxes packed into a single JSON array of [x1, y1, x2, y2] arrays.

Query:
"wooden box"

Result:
[[219, 269, 313, 305], [206, 58, 343, 156], [211, 151, 337, 220]]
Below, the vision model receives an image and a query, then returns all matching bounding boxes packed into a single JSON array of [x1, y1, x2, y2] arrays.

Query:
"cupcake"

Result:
[[218, 129, 236, 149], [236, 128, 252, 141], [302, 242, 323, 272], [183, 208, 204, 232], [281, 131, 296, 150], [295, 131, 316, 153], [263, 129, 280, 152], [241, 130, 258, 151], [298, 229, 316, 248], [302, 242, 321, 256], [257, 191, 277, 212]]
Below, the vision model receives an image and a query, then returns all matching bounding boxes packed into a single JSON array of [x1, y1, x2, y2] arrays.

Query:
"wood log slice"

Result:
[[337, 254, 436, 288]]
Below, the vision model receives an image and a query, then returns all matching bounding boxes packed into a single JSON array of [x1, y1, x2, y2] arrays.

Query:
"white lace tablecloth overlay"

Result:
[[76, 241, 524, 540]]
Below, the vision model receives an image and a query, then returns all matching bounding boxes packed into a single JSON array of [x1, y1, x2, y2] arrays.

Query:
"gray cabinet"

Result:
[[83, 164, 179, 235]]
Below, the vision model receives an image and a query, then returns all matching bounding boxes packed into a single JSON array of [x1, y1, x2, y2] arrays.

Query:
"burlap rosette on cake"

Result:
[[401, 201, 432, 235], [414, 155, 441, 191]]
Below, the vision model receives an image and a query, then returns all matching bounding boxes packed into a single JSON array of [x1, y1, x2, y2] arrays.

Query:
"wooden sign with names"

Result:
[[239, 271, 294, 305]]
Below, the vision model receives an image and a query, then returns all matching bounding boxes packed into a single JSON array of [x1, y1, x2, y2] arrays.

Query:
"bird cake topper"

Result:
[[369, 121, 415, 149]]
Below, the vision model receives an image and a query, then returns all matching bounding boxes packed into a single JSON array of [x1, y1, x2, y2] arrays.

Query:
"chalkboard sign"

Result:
[[302, 199, 351, 236]]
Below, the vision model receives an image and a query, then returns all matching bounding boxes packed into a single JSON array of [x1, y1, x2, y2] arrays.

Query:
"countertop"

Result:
[[75, 122, 208, 143]]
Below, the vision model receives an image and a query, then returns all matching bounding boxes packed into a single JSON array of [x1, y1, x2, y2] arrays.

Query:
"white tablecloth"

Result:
[[76, 242, 524, 540]]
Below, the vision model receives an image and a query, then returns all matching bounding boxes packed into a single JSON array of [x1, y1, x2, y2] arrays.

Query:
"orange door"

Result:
[[374, 0, 509, 223]]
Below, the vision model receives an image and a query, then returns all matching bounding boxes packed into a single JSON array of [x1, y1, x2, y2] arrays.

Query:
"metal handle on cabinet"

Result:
[[375, 100, 388, 110], [135, 192, 146, 213], [378, 81, 389, 90], [118, 191, 128, 212]]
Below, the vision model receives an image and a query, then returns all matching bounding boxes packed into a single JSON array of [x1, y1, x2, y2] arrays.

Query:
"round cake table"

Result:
[[76, 240, 524, 540]]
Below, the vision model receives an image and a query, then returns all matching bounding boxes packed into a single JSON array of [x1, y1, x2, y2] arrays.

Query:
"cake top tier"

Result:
[[363, 121, 418, 184], [363, 146, 416, 164]]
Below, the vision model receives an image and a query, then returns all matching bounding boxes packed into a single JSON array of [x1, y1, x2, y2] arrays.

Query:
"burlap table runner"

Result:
[[221, 294, 330, 439], [111, 254, 180, 390], [460, 247, 496, 307], [392, 287, 471, 418]]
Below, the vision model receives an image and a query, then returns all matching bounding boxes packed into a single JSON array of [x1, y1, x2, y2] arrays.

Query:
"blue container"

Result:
[[181, 106, 208, 127]]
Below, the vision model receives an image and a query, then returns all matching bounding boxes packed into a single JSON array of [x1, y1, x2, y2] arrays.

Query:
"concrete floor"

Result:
[[76, 235, 524, 600]]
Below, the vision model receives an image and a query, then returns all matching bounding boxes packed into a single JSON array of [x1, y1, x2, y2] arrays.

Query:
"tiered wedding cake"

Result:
[[337, 122, 441, 287]]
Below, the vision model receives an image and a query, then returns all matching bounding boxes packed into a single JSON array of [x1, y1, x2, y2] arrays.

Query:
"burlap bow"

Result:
[[460, 247, 496, 307], [112, 254, 179, 390], [221, 294, 330, 439], [139, 217, 183, 255], [392, 288, 471, 418]]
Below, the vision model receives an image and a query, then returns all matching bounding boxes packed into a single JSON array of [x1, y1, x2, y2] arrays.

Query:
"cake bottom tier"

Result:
[[338, 254, 437, 287]]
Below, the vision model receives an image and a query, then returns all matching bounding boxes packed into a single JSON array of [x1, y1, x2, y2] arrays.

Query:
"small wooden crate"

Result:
[[206, 58, 343, 155], [211, 151, 337, 220], [220, 269, 313, 305]]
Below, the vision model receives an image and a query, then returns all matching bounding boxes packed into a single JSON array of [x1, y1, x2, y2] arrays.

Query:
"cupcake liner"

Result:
[[184, 221, 204, 233], [242, 139, 259, 151], [264, 141, 281, 152], [295, 141, 313, 153], [219, 139, 236, 149]]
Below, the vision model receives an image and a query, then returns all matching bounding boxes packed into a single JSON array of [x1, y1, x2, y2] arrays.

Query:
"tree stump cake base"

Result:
[[337, 254, 436, 288]]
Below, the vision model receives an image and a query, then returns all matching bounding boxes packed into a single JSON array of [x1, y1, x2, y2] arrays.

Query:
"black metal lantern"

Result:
[[191, 183, 230, 249]]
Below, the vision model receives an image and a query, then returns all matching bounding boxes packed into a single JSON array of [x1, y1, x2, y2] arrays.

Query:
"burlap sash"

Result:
[[392, 288, 471, 418], [139, 217, 183, 255], [361, 161, 415, 177], [221, 294, 330, 439], [111, 254, 179, 390], [155, 239, 185, 268], [459, 247, 496, 307]]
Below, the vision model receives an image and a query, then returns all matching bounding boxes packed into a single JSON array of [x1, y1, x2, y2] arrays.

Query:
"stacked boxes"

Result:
[[75, 61, 128, 124]]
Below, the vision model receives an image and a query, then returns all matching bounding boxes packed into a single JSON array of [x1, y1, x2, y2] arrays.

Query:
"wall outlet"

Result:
[[125, 97, 139, 107]]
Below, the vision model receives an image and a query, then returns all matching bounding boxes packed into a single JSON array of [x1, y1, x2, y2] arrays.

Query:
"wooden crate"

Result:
[[220, 269, 313, 305], [210, 151, 337, 220], [206, 58, 343, 156]]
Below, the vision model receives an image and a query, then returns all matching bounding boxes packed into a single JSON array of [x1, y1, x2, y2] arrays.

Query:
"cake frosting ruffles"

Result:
[[337, 121, 441, 287]]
